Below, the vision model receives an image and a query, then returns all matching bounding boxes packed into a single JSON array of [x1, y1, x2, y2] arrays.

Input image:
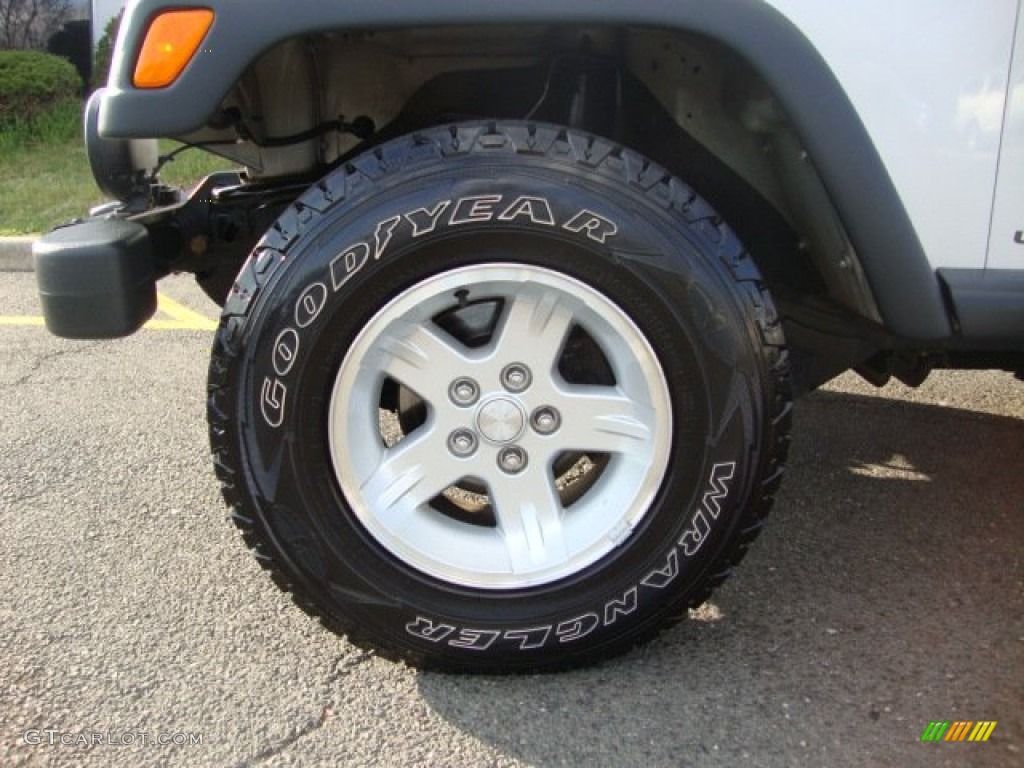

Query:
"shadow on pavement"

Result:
[[415, 389, 1023, 767]]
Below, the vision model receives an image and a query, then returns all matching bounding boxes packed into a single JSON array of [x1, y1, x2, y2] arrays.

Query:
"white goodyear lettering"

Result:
[[403, 460, 738, 652], [260, 377, 287, 428], [450, 195, 503, 225], [330, 243, 370, 291], [318, 194, 617, 317], [498, 195, 556, 226], [294, 282, 328, 328], [404, 201, 451, 236], [272, 329, 300, 376], [374, 216, 401, 259], [258, 282, 324, 428], [563, 209, 618, 243], [261, 194, 621, 429]]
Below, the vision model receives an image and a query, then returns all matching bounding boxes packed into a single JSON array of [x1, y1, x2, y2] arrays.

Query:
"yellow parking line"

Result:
[[0, 294, 218, 331], [146, 294, 218, 331]]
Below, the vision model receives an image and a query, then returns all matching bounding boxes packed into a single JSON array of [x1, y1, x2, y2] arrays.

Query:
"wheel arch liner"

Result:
[[102, 0, 951, 340]]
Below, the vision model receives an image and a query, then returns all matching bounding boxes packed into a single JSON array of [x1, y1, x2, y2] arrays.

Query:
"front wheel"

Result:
[[208, 122, 791, 671]]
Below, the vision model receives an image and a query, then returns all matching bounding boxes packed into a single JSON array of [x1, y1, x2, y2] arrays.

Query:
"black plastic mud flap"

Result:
[[33, 219, 156, 339]]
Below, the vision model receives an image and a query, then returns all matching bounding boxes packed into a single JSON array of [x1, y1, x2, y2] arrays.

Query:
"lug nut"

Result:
[[501, 363, 532, 393], [497, 446, 528, 474], [448, 377, 480, 406], [448, 429, 478, 457], [531, 406, 561, 435]]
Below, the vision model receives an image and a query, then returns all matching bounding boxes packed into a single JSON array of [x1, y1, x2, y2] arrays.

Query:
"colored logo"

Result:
[[921, 721, 997, 742]]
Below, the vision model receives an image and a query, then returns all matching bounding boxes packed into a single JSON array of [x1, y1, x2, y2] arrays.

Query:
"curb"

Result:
[[0, 236, 35, 272]]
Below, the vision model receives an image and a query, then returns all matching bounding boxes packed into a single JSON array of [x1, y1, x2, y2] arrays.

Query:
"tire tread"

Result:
[[207, 121, 793, 671]]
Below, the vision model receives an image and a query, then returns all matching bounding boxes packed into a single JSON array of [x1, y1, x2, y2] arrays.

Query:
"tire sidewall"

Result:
[[227, 145, 771, 667]]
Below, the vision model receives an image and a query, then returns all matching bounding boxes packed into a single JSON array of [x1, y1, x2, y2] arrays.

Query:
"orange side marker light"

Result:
[[133, 9, 214, 89]]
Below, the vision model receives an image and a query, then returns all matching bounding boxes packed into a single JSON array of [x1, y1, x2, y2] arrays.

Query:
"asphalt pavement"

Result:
[[0, 271, 1021, 767]]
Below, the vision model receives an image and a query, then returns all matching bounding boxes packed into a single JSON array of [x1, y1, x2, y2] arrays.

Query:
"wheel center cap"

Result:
[[476, 396, 526, 444]]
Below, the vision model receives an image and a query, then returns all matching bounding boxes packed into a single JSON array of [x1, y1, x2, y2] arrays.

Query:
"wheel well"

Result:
[[175, 25, 892, 387]]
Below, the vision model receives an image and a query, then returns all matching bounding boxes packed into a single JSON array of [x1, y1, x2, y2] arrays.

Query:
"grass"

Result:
[[0, 99, 235, 235]]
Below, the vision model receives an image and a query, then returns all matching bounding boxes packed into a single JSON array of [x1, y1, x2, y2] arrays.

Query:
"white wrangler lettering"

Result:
[[679, 466, 737, 557], [404, 201, 451, 236], [679, 510, 711, 557], [680, 462, 737, 556], [640, 549, 679, 589], [563, 209, 618, 243], [330, 243, 369, 291], [502, 626, 552, 650], [702, 462, 736, 520], [556, 613, 600, 643], [406, 616, 456, 643], [448, 628, 501, 651], [392, 462, 735, 653], [604, 587, 638, 626], [449, 195, 503, 225], [498, 195, 556, 226]]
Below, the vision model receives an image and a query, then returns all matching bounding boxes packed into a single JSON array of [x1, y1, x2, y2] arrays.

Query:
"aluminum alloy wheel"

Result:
[[328, 263, 673, 589]]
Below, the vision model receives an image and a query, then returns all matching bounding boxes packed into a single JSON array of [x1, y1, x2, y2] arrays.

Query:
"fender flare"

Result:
[[101, 0, 952, 340]]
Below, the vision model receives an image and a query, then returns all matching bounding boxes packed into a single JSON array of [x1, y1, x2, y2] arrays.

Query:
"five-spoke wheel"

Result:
[[329, 264, 672, 588], [209, 121, 790, 670]]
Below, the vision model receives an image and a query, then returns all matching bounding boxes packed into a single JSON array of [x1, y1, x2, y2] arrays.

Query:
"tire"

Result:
[[208, 122, 791, 672]]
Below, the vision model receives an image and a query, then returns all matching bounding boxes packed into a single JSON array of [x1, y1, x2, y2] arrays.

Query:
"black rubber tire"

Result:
[[208, 122, 792, 672]]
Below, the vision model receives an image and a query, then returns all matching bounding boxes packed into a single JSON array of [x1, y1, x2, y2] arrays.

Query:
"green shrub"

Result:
[[0, 50, 82, 125], [92, 11, 123, 90], [0, 97, 80, 153]]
